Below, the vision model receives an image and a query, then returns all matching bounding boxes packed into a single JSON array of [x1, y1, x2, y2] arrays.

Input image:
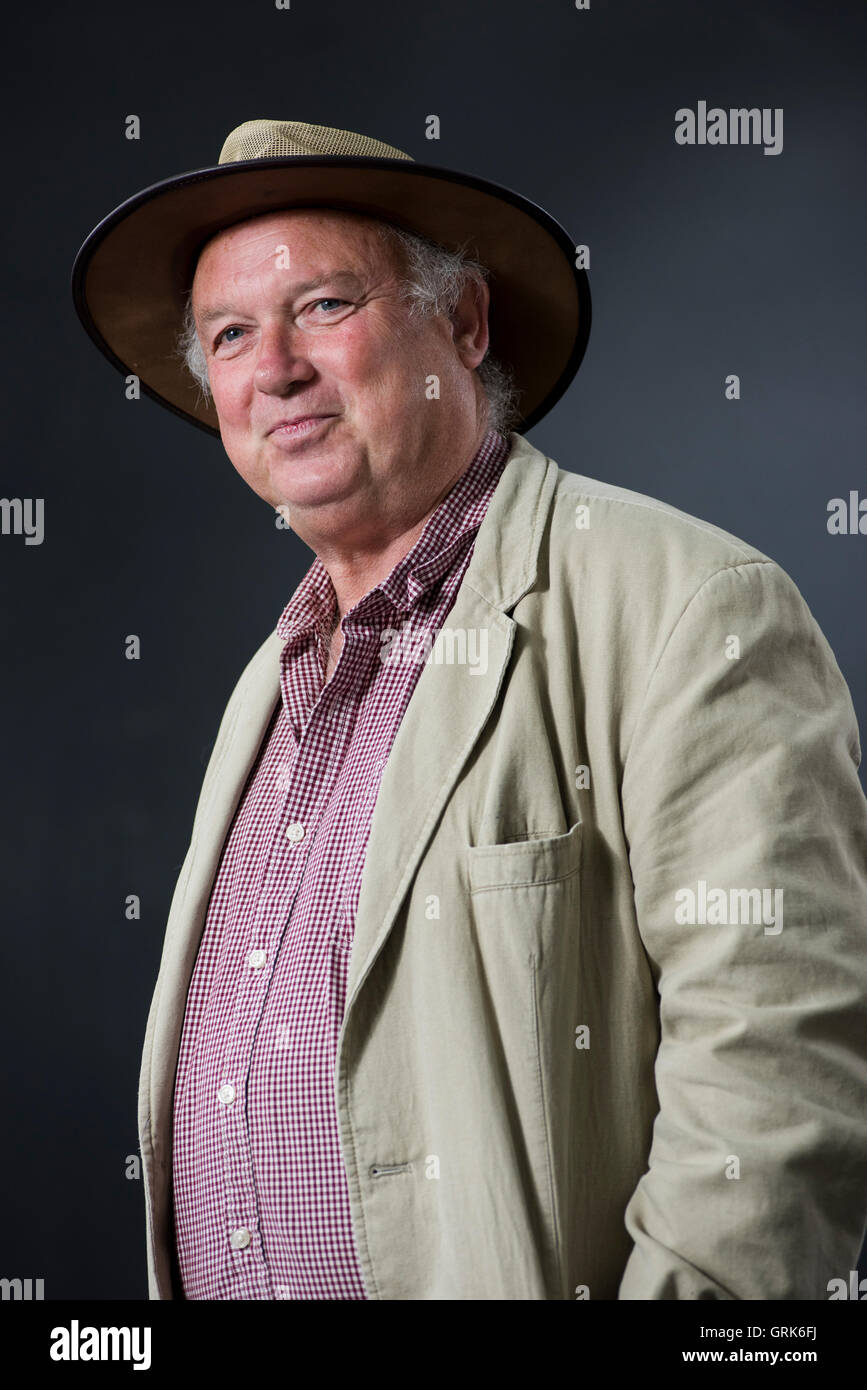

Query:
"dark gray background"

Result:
[[2, 0, 865, 1299]]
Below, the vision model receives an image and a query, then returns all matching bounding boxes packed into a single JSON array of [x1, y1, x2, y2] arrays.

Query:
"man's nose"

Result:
[[253, 323, 315, 394]]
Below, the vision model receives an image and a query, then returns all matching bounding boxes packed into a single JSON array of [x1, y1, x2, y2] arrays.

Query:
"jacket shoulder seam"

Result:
[[554, 473, 759, 562]]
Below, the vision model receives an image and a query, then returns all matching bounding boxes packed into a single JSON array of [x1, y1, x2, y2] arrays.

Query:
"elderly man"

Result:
[[73, 119, 867, 1301]]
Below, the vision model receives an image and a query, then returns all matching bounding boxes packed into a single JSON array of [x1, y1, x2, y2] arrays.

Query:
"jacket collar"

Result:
[[462, 429, 556, 612]]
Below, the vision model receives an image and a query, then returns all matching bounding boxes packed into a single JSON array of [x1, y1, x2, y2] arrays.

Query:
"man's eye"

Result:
[[215, 326, 245, 347], [309, 298, 349, 314], [213, 299, 349, 349]]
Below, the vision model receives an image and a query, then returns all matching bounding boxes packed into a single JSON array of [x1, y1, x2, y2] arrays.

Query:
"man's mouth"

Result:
[[267, 414, 336, 438]]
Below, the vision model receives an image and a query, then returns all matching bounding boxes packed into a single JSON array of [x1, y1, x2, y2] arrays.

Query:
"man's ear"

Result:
[[451, 279, 490, 370]]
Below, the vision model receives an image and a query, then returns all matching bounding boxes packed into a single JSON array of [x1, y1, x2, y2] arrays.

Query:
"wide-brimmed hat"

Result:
[[71, 119, 591, 437]]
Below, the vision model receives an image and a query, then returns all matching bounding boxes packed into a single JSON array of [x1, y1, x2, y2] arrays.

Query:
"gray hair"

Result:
[[177, 216, 521, 435]]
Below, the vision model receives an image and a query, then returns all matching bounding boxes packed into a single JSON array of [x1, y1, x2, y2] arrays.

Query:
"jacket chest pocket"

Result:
[[465, 817, 584, 980], [467, 818, 584, 897]]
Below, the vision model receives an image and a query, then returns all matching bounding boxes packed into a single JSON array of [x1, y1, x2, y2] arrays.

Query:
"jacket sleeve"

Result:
[[617, 557, 867, 1299]]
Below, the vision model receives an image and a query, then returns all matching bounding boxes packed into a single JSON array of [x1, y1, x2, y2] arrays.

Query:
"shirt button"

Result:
[[218, 1084, 235, 1105], [285, 821, 306, 842], [248, 949, 267, 970], [230, 1228, 251, 1250]]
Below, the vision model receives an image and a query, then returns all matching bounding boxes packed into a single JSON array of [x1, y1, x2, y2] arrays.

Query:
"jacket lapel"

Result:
[[345, 435, 557, 1009]]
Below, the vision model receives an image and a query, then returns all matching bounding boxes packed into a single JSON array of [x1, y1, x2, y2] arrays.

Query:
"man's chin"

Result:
[[266, 439, 364, 500]]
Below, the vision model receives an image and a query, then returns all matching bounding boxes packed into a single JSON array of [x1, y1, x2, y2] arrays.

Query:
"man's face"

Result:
[[191, 208, 488, 551]]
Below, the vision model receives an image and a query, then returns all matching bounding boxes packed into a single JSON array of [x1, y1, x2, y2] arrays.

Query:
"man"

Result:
[[73, 119, 867, 1300]]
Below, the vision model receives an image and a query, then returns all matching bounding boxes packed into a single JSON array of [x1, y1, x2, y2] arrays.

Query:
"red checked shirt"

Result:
[[171, 428, 511, 1300]]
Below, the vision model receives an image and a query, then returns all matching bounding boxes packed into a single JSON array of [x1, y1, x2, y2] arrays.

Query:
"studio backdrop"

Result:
[[1, 0, 865, 1300]]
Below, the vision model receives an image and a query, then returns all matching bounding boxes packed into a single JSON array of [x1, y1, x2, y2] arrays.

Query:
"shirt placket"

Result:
[[216, 628, 361, 1297]]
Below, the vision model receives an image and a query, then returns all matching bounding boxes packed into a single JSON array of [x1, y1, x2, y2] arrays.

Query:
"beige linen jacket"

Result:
[[139, 431, 867, 1300]]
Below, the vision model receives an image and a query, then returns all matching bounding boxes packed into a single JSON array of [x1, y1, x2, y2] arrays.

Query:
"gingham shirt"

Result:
[[171, 428, 511, 1300]]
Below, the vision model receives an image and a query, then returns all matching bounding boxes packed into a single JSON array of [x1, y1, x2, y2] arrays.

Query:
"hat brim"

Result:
[[71, 156, 591, 437]]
